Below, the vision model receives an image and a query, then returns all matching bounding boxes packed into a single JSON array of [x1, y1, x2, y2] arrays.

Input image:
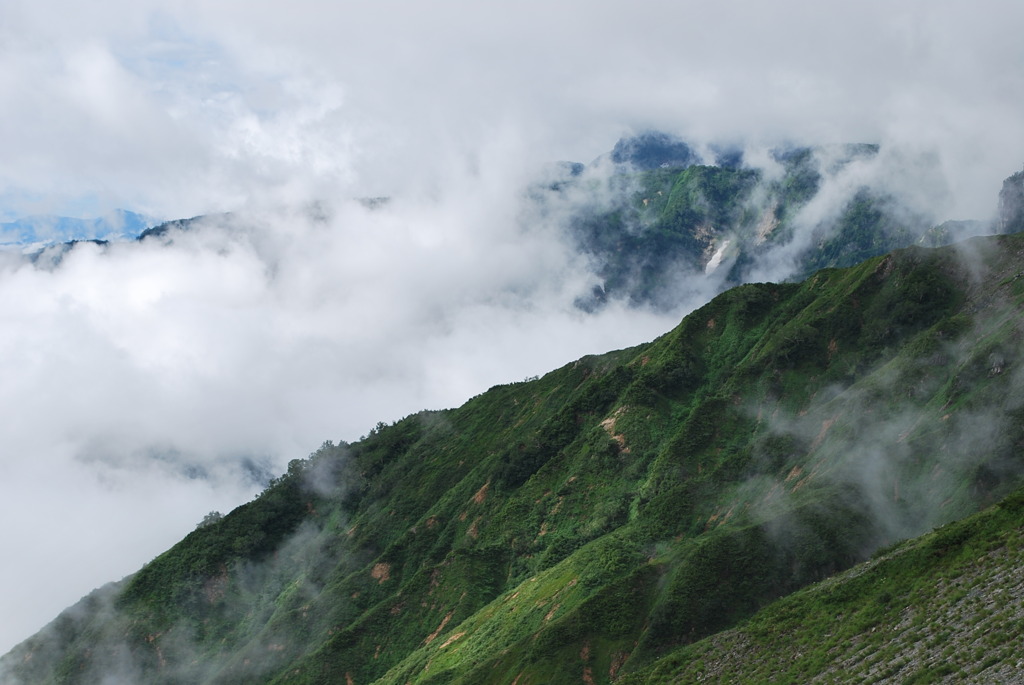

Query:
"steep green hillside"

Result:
[[6, 234, 1024, 684], [624, 485, 1024, 683]]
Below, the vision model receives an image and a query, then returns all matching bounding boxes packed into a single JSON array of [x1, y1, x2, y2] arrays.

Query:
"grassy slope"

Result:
[[6, 235, 1024, 684], [623, 485, 1024, 684]]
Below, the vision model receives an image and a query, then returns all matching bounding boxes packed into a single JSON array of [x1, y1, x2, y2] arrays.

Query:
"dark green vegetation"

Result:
[[7, 233, 1024, 684], [622, 487, 1024, 683], [554, 138, 957, 311], [999, 168, 1024, 235]]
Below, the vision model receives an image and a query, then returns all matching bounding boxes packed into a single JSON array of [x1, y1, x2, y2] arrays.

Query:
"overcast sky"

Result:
[[2, 0, 1024, 655]]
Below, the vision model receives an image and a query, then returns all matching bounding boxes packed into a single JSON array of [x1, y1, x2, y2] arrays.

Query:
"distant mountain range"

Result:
[[8, 134, 1024, 318], [0, 209, 156, 248], [536, 133, 1014, 311]]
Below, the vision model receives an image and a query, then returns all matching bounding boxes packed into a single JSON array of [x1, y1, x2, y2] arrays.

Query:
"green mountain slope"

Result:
[[623, 486, 1024, 683], [6, 234, 1024, 684]]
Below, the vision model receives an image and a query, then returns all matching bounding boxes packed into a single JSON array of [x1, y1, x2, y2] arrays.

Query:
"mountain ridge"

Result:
[[6, 230, 1024, 683], [535, 133, 1006, 312], [0, 209, 155, 248]]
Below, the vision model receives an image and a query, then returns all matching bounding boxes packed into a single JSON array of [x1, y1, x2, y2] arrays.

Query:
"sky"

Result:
[[2, 0, 1024, 655]]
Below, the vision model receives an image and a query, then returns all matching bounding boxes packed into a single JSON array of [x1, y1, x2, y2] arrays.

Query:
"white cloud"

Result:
[[2, 0, 1024, 655], [0, 185, 682, 654], [3, 0, 1020, 218]]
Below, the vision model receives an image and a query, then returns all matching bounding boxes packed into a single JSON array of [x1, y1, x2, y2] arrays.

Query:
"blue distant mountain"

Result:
[[0, 210, 156, 247]]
